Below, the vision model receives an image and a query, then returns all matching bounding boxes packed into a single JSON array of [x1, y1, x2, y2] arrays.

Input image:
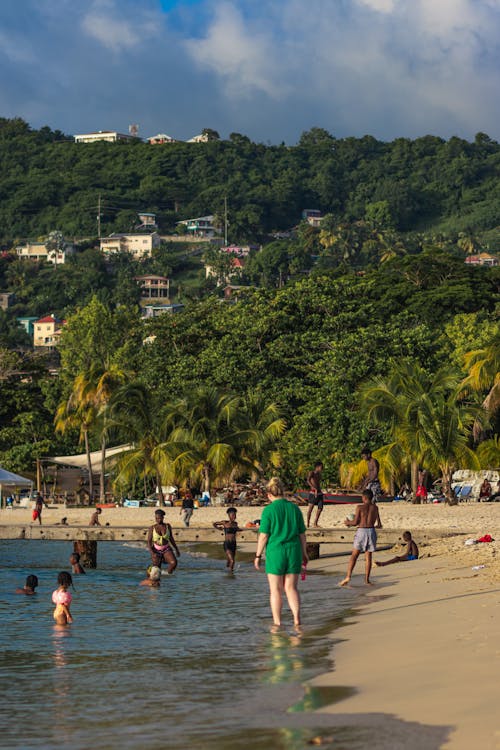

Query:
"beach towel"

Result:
[[476, 534, 494, 543]]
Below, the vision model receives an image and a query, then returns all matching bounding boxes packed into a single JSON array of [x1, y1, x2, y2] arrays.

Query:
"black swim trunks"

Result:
[[308, 492, 324, 509], [223, 540, 237, 554]]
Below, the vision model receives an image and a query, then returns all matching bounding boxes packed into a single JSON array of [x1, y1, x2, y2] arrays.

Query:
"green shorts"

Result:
[[265, 542, 302, 576]]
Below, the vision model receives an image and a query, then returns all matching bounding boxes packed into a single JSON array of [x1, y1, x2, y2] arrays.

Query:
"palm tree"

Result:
[[108, 382, 171, 505], [461, 332, 500, 438], [236, 391, 286, 477], [358, 361, 476, 500], [163, 386, 243, 493], [55, 380, 98, 501], [73, 362, 131, 502]]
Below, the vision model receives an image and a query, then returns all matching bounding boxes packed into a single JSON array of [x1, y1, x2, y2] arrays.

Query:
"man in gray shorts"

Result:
[[339, 489, 382, 586]]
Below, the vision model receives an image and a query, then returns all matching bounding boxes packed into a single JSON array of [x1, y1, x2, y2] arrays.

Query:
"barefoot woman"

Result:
[[254, 477, 308, 629], [147, 509, 180, 574]]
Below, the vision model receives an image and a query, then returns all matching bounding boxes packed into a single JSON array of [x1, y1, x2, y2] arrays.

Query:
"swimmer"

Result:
[[15, 574, 39, 595], [140, 565, 161, 588], [147, 509, 180, 574], [69, 552, 86, 575], [52, 571, 74, 625]]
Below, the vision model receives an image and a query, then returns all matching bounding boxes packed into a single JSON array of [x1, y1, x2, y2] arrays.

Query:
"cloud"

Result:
[[0, 0, 499, 143], [82, 0, 158, 53]]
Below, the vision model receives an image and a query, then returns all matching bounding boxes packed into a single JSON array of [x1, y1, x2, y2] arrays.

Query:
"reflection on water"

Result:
[[0, 540, 356, 750]]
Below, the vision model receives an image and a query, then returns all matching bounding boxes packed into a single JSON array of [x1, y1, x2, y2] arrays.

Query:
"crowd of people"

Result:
[[14, 449, 423, 629]]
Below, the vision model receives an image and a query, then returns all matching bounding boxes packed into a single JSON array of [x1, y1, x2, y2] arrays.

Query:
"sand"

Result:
[[2, 500, 499, 748]]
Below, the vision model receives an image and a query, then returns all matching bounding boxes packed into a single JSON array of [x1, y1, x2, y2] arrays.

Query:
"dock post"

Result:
[[306, 542, 320, 560], [74, 540, 98, 568]]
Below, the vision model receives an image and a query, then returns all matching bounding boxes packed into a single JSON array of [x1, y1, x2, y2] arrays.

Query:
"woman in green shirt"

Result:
[[254, 477, 308, 629]]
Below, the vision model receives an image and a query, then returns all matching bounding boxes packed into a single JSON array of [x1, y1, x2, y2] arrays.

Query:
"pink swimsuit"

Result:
[[52, 589, 72, 606]]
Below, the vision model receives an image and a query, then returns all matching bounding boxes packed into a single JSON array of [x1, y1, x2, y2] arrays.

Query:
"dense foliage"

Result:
[[1, 119, 500, 242]]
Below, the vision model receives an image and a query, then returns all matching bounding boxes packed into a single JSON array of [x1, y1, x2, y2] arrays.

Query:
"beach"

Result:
[[2, 501, 499, 749]]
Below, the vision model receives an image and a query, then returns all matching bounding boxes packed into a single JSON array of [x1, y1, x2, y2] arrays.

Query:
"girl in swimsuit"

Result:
[[147, 509, 180, 574], [52, 571, 74, 625], [213, 507, 239, 571]]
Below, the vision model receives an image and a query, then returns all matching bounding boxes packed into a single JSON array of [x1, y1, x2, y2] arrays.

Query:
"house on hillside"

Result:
[[142, 303, 184, 318], [33, 314, 65, 349], [100, 233, 161, 260], [205, 255, 246, 283], [17, 317, 38, 336], [177, 216, 218, 238], [135, 275, 170, 304], [74, 131, 139, 143], [464, 252, 499, 267], [136, 212, 157, 229], [147, 133, 177, 144], [186, 133, 210, 143], [301, 209, 324, 228], [0, 292, 15, 311], [16, 240, 75, 265], [220, 244, 257, 257]]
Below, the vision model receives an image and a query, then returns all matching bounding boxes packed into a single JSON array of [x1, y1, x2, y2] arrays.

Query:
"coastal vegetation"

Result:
[[0, 118, 498, 496]]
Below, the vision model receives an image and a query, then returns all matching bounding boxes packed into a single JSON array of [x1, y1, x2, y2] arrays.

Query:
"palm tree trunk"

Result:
[[411, 458, 418, 496], [156, 471, 165, 506], [100, 435, 106, 503], [84, 428, 94, 502]]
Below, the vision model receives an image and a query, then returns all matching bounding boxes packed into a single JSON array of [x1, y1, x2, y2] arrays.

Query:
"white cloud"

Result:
[[82, 0, 158, 53], [355, 0, 397, 13]]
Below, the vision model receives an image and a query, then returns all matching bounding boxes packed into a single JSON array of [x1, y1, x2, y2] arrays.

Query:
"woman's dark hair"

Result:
[[26, 575, 38, 589], [57, 571, 73, 587]]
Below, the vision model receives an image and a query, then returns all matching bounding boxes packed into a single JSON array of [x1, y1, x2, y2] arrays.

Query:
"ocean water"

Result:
[[0, 540, 357, 750]]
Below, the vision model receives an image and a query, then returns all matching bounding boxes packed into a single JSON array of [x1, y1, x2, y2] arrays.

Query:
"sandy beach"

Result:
[[2, 500, 499, 749]]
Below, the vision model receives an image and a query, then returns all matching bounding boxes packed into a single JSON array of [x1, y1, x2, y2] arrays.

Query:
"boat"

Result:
[[295, 490, 393, 505]]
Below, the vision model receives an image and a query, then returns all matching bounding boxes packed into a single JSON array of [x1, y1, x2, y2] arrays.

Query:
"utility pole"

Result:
[[97, 194, 101, 239], [224, 195, 228, 245]]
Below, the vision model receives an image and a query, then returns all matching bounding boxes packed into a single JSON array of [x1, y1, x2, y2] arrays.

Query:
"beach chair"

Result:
[[458, 485, 473, 502]]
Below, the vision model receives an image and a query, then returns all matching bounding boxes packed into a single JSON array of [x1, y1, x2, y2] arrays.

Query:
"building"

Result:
[[16, 240, 75, 265], [135, 275, 170, 304], [220, 244, 256, 257], [0, 292, 15, 311], [177, 216, 218, 238], [147, 133, 177, 144], [74, 131, 139, 144], [137, 212, 157, 229], [205, 255, 245, 282], [100, 233, 161, 260], [301, 209, 324, 228], [464, 252, 499, 267], [33, 314, 64, 349], [17, 317, 38, 336], [142, 303, 184, 318], [186, 133, 210, 143]]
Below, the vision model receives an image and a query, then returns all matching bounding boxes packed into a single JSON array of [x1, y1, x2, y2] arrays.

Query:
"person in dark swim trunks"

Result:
[[375, 531, 419, 566], [213, 507, 240, 571], [306, 461, 324, 528]]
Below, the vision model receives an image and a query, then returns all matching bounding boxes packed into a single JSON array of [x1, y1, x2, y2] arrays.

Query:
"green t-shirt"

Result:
[[259, 498, 306, 546]]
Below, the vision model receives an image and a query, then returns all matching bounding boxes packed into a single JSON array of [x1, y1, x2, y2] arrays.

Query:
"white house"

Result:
[[74, 131, 138, 144], [186, 133, 210, 143], [100, 233, 161, 260], [147, 133, 177, 144], [16, 240, 75, 265], [177, 216, 218, 238]]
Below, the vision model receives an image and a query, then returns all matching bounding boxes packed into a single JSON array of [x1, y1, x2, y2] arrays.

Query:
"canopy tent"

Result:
[[0, 467, 33, 507], [43, 444, 133, 474]]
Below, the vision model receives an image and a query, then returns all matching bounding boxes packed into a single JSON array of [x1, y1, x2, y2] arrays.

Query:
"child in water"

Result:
[[16, 574, 39, 595], [213, 507, 240, 572], [140, 565, 161, 587], [52, 571, 74, 625]]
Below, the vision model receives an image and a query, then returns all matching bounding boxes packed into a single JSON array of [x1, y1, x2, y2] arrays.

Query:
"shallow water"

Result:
[[0, 540, 356, 750]]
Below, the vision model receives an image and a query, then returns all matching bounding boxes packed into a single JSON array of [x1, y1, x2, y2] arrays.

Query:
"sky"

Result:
[[1, 0, 500, 144]]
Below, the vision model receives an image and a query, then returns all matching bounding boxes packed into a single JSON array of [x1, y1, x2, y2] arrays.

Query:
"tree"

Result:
[[461, 330, 500, 437]]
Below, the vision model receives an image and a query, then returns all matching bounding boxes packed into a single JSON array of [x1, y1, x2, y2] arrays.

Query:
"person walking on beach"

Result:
[[89, 508, 102, 526], [180, 489, 194, 527], [360, 448, 382, 503], [306, 461, 324, 528], [16, 574, 39, 595], [32, 493, 48, 525], [52, 571, 74, 625], [375, 531, 418, 566], [255, 477, 308, 630], [147, 509, 180, 574], [213, 507, 240, 572], [339, 489, 382, 586], [70, 552, 86, 575]]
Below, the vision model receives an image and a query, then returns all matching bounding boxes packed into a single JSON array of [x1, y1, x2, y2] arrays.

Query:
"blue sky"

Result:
[[1, 0, 500, 143]]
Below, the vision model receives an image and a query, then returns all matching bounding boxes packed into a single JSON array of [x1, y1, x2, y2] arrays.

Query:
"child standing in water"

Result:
[[213, 507, 240, 571], [52, 571, 74, 625]]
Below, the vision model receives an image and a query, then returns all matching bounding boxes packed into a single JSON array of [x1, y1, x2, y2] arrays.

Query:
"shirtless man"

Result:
[[70, 552, 86, 574], [89, 508, 102, 526], [306, 461, 324, 528], [361, 447, 381, 503], [339, 489, 382, 586], [375, 531, 418, 566]]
